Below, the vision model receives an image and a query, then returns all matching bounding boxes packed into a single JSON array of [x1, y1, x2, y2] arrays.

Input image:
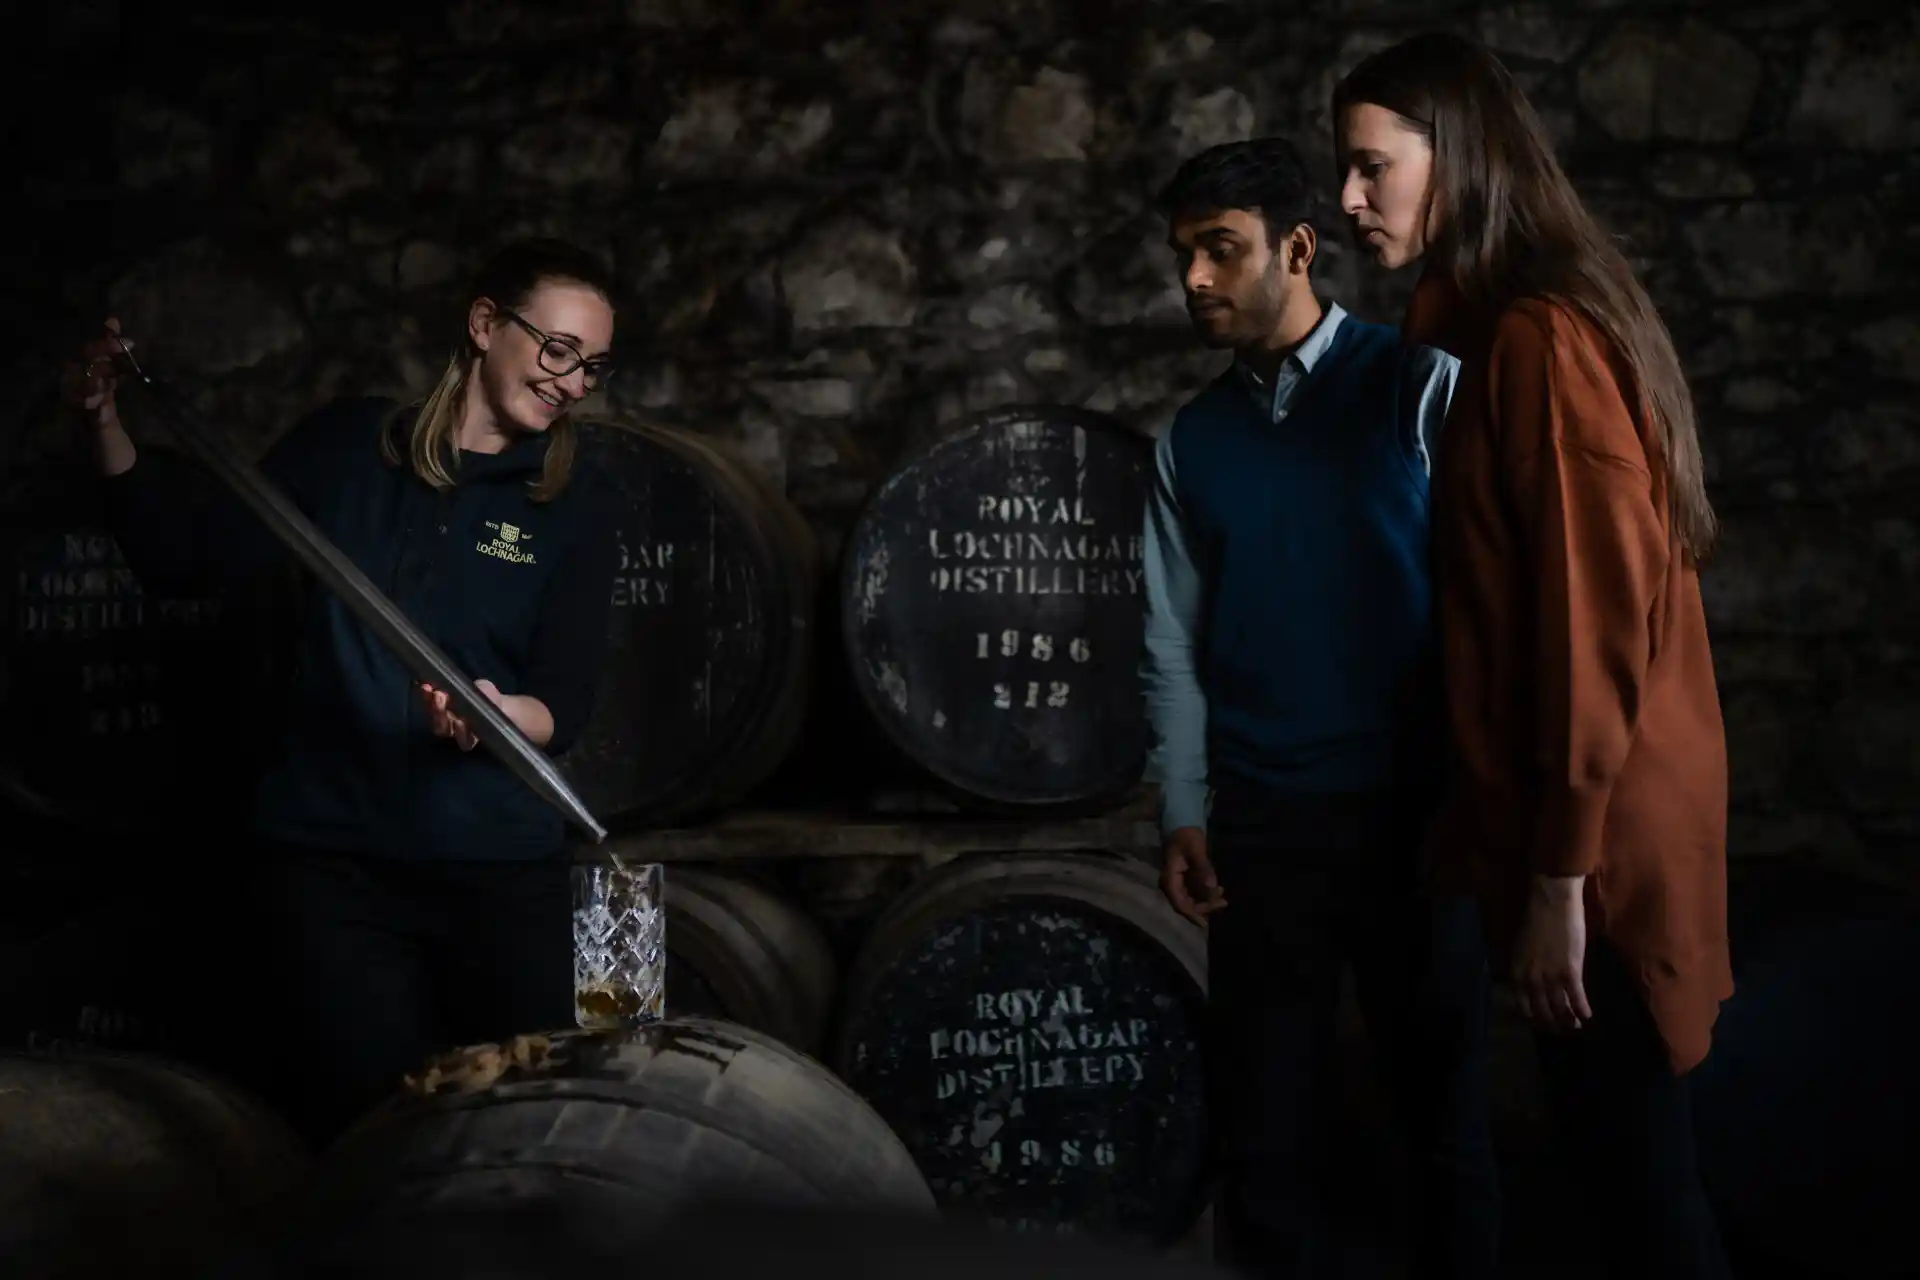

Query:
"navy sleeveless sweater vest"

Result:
[[1168, 316, 1439, 795]]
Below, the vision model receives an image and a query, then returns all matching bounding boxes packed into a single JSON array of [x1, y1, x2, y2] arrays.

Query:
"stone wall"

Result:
[[15, 0, 1917, 880]]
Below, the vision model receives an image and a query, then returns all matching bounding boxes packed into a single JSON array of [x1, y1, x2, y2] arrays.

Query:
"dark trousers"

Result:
[[219, 842, 574, 1152], [1532, 939, 1730, 1280], [1205, 780, 1500, 1280]]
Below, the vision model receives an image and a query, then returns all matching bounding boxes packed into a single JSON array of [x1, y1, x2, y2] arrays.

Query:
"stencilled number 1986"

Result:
[[976, 630, 1092, 663]]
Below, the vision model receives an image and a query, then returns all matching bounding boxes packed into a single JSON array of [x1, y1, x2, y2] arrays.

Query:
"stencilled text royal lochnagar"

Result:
[[16, 532, 222, 736], [923, 982, 1152, 1179], [928, 984, 1151, 1098], [927, 495, 1144, 597]]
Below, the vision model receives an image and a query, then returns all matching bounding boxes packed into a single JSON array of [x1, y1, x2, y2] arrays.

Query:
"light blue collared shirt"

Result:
[[1140, 301, 1460, 836]]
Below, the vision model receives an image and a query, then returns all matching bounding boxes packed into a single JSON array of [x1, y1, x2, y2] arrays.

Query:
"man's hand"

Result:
[[1512, 874, 1593, 1032], [1161, 826, 1225, 926]]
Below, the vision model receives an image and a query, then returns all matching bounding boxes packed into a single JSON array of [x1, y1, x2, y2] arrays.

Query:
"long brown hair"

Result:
[[381, 237, 615, 504], [1334, 32, 1716, 563]]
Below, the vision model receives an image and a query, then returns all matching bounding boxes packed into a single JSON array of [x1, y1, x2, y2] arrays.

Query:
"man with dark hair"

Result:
[[1140, 136, 1500, 1279]]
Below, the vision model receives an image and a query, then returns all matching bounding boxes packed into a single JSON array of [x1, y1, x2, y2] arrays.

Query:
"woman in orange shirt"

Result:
[[1331, 32, 1734, 1280]]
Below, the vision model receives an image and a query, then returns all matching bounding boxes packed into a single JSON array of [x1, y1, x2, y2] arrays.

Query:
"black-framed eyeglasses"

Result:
[[500, 308, 616, 390]]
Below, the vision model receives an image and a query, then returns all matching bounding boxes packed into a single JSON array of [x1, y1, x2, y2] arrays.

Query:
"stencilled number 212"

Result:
[[994, 680, 1070, 709]]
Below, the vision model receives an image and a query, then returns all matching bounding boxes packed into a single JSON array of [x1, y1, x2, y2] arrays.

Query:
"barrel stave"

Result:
[[294, 1019, 935, 1254], [0, 1050, 309, 1276], [663, 865, 839, 1053]]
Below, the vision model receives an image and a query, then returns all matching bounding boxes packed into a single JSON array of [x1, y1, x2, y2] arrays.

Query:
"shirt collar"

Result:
[[1234, 299, 1347, 390]]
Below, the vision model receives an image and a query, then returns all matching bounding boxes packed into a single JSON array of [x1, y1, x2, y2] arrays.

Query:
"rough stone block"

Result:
[[1845, 316, 1920, 382], [501, 117, 634, 187], [929, 180, 1090, 288], [989, 66, 1098, 163], [1646, 152, 1757, 200], [116, 96, 216, 193], [396, 241, 464, 292], [107, 239, 306, 377], [1720, 685, 1798, 807], [779, 219, 919, 333], [1687, 306, 1838, 379], [1576, 19, 1761, 143], [1700, 509, 1874, 635], [751, 377, 857, 419], [616, 199, 813, 343], [1727, 809, 1864, 863], [1701, 412, 1798, 491], [1708, 636, 1825, 686], [626, 0, 740, 27], [1164, 86, 1257, 159], [1125, 27, 1222, 79], [1787, 17, 1920, 153], [1065, 218, 1190, 329], [1024, 348, 1072, 375], [605, 360, 682, 412], [1818, 688, 1920, 815], [254, 114, 377, 211], [1722, 377, 1800, 414], [407, 136, 483, 196], [1683, 200, 1887, 300], [1807, 406, 1920, 485], [1477, 4, 1592, 63], [963, 283, 1061, 337], [645, 81, 835, 178]]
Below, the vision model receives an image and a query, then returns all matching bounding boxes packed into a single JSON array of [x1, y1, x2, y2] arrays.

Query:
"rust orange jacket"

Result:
[[1404, 271, 1733, 1074]]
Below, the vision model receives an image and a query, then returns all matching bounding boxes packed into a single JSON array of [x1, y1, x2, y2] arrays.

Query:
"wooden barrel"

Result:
[[562, 420, 816, 827], [663, 865, 838, 1053], [780, 855, 928, 958], [840, 406, 1153, 813], [0, 895, 184, 1058], [0, 856, 241, 1069], [0, 451, 294, 836], [0, 1050, 309, 1278], [283, 1019, 936, 1255], [829, 853, 1209, 1246]]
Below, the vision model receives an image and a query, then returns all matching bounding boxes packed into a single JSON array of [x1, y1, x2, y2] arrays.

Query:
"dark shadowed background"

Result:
[[10, 0, 1917, 882]]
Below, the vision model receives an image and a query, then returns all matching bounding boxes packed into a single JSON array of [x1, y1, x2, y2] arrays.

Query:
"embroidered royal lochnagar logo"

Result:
[[478, 520, 536, 565]]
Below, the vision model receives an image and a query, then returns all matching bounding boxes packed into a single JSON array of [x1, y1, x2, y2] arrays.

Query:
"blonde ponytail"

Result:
[[380, 236, 610, 504]]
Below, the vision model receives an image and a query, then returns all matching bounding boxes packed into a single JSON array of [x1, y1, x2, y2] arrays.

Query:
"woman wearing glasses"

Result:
[[63, 237, 623, 1148]]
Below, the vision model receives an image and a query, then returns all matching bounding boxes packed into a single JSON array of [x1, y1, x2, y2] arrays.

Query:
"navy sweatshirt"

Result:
[[101, 395, 620, 862], [1141, 303, 1460, 833]]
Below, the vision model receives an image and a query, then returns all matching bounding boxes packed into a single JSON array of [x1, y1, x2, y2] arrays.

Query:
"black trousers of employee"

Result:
[[1204, 778, 1500, 1280], [1531, 938, 1731, 1280], [222, 841, 574, 1151]]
